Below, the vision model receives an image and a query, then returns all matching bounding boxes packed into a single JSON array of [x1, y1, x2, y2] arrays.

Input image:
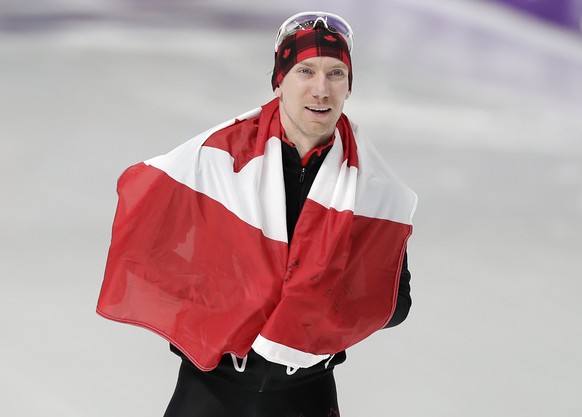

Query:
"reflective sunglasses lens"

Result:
[[275, 12, 353, 51]]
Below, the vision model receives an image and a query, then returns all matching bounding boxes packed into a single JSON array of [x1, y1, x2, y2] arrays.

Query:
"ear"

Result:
[[345, 90, 351, 100], [274, 85, 282, 99]]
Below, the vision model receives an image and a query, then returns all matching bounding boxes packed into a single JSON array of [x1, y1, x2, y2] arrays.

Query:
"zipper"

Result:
[[299, 167, 306, 184]]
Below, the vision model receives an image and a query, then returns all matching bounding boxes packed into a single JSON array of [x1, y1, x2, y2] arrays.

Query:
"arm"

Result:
[[383, 251, 412, 328]]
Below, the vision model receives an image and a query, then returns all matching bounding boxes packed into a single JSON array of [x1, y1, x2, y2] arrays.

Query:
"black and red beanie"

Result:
[[271, 27, 353, 91]]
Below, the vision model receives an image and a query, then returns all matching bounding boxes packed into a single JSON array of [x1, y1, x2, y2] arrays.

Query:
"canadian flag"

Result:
[[97, 99, 417, 370]]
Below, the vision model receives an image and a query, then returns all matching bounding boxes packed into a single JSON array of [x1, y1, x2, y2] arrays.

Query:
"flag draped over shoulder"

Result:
[[97, 98, 417, 371]]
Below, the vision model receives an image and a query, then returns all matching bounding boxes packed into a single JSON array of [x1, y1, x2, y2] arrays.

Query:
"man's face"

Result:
[[275, 56, 350, 146]]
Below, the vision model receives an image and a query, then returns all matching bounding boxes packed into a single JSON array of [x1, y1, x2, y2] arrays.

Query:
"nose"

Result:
[[311, 72, 330, 99]]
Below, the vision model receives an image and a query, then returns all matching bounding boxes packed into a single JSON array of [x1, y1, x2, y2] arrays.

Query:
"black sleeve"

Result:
[[383, 251, 412, 328]]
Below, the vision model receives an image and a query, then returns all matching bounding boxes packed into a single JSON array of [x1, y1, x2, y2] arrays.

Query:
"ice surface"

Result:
[[1, 1, 581, 416]]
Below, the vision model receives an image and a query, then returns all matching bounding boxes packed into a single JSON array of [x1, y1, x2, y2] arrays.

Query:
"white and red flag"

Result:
[[97, 98, 417, 370]]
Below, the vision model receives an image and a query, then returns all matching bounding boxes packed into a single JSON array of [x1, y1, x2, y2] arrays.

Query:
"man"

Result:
[[97, 11, 417, 417]]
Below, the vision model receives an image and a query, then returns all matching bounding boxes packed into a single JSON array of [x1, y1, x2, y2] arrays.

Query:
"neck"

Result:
[[279, 110, 334, 158]]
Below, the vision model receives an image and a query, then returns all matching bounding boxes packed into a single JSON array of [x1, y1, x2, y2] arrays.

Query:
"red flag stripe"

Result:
[[97, 163, 288, 371]]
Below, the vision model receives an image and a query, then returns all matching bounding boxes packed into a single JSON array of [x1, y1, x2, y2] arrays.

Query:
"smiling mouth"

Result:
[[306, 106, 331, 113]]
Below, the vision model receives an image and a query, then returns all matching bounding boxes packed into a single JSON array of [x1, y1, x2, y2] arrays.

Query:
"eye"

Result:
[[297, 67, 313, 75], [329, 69, 346, 78]]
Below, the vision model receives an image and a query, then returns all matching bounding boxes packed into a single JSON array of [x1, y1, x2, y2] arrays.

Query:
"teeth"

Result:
[[307, 107, 329, 112]]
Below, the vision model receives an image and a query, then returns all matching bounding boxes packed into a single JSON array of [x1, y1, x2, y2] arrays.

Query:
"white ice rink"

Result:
[[1, 1, 581, 416]]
